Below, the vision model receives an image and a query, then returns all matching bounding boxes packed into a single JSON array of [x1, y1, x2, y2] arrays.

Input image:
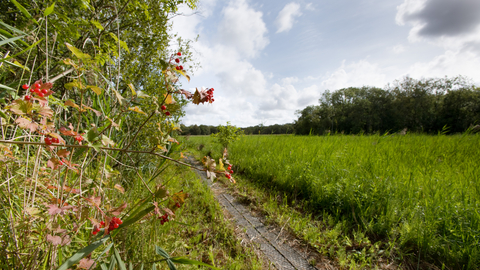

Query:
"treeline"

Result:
[[295, 76, 480, 135], [180, 123, 295, 135]]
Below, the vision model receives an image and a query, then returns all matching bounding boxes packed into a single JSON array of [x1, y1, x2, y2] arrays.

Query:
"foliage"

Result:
[[210, 121, 244, 149], [220, 134, 480, 269], [294, 76, 480, 135], [0, 1, 248, 269], [181, 123, 295, 135]]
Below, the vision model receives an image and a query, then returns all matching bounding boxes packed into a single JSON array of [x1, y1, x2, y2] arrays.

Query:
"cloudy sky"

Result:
[[171, 0, 480, 127]]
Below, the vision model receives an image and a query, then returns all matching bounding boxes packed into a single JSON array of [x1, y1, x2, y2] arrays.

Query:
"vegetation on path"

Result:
[[185, 134, 480, 269]]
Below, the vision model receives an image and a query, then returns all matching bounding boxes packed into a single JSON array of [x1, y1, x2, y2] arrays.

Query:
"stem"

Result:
[[0, 140, 203, 171], [125, 152, 153, 194], [122, 110, 156, 151]]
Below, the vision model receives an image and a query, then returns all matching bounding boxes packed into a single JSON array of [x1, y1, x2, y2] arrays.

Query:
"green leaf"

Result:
[[114, 248, 127, 270], [170, 257, 220, 269], [112, 89, 125, 106], [136, 91, 150, 99], [0, 21, 27, 35], [108, 254, 116, 270], [64, 80, 83, 90], [0, 39, 43, 64], [0, 83, 15, 91], [87, 85, 103, 95], [174, 68, 190, 82], [56, 235, 110, 270], [88, 142, 102, 152], [128, 83, 136, 96], [108, 33, 129, 53], [128, 106, 147, 115], [101, 135, 115, 147], [95, 243, 114, 267], [91, 20, 104, 30], [10, 0, 39, 24], [0, 35, 26, 47], [86, 128, 99, 142], [0, 110, 9, 120], [44, 2, 55, 16], [166, 260, 176, 270], [155, 246, 170, 259], [65, 42, 91, 60], [112, 205, 155, 235]]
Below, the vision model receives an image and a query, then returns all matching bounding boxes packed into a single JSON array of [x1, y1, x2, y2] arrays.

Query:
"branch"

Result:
[[0, 140, 201, 171]]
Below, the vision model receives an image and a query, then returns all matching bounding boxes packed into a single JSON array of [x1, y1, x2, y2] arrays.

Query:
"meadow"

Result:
[[186, 134, 480, 269]]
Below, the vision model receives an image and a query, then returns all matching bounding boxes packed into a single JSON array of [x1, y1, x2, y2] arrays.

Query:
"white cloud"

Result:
[[406, 49, 480, 83], [320, 60, 388, 91], [196, 0, 218, 17], [305, 3, 315, 11], [297, 84, 320, 107], [395, 0, 428, 26], [169, 5, 204, 41], [392, 44, 406, 54], [259, 84, 297, 111], [281, 76, 299, 85], [275, 2, 302, 33], [218, 0, 269, 58]]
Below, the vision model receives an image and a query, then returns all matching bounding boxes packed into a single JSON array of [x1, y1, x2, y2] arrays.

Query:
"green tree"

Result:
[[211, 121, 244, 149]]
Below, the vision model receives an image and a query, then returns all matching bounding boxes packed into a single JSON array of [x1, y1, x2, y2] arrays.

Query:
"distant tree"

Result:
[[211, 122, 244, 149], [199, 125, 211, 135], [190, 125, 201, 135], [293, 76, 478, 135]]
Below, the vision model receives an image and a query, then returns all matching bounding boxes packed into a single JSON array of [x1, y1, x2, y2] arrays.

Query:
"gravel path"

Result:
[[187, 156, 324, 270]]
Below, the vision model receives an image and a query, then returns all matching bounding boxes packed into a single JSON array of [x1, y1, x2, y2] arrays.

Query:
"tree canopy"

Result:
[[294, 76, 480, 135]]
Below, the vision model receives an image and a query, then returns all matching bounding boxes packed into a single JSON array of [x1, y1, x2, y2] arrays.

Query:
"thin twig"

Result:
[[0, 140, 202, 171], [49, 68, 74, 83], [275, 217, 290, 241], [126, 152, 153, 194]]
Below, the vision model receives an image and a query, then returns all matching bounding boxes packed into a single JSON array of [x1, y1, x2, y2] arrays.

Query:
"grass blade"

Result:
[[56, 235, 110, 270], [9, 0, 39, 24], [170, 257, 220, 269]]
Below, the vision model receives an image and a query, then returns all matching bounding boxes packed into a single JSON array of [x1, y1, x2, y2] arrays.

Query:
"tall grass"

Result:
[[219, 134, 480, 269]]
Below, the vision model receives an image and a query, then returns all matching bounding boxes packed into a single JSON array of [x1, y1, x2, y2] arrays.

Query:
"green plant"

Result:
[[0, 1, 247, 269], [211, 121, 244, 149], [223, 134, 480, 269]]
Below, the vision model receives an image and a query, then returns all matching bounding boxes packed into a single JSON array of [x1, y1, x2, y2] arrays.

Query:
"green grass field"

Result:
[[184, 134, 480, 269]]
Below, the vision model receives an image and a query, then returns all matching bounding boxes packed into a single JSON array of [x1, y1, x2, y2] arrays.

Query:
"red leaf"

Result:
[[47, 158, 62, 170], [78, 258, 96, 269], [86, 195, 101, 207], [45, 204, 75, 216], [57, 149, 70, 157], [61, 234, 71, 246], [46, 234, 62, 246], [15, 117, 38, 132], [59, 126, 78, 136], [109, 202, 127, 216], [180, 89, 193, 99]]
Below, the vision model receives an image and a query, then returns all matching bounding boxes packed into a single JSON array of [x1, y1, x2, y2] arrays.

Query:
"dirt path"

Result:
[[187, 156, 332, 270]]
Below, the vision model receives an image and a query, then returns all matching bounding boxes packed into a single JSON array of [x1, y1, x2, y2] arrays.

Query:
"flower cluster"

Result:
[[22, 82, 53, 99], [159, 213, 169, 225], [161, 105, 171, 116], [44, 137, 60, 145], [225, 164, 233, 180], [92, 217, 123, 235], [174, 52, 184, 71], [206, 88, 214, 103]]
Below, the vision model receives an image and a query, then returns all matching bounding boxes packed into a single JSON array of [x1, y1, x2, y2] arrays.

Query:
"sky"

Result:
[[170, 0, 480, 128]]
